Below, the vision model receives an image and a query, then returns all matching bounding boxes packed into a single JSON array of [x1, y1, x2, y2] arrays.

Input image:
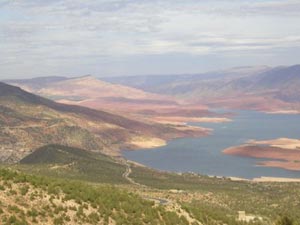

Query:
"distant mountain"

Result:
[[247, 65, 300, 102], [0, 82, 206, 162], [101, 66, 271, 94], [6, 75, 170, 104], [5, 75, 214, 121], [101, 65, 300, 112], [4, 76, 68, 90]]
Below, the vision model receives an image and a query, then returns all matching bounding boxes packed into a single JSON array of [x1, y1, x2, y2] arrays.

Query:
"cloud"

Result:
[[242, 0, 300, 16], [1, 0, 300, 78]]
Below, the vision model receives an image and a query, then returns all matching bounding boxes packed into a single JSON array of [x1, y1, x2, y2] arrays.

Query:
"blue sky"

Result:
[[1, 0, 300, 79]]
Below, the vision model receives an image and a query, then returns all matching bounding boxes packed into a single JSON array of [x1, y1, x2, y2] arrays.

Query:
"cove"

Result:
[[123, 110, 300, 179]]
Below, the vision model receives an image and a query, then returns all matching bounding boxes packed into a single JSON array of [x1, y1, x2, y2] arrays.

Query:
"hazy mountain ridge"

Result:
[[4, 74, 217, 123], [101, 66, 271, 94], [101, 65, 300, 112], [6, 75, 167, 103]]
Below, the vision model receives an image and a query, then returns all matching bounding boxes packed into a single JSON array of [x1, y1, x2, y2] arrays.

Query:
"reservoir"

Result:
[[124, 110, 300, 179]]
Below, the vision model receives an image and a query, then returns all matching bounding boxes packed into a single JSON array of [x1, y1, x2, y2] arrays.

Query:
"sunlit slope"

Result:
[[0, 82, 206, 162]]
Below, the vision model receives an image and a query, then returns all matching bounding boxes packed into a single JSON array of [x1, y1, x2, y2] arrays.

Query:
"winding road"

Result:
[[122, 160, 202, 225]]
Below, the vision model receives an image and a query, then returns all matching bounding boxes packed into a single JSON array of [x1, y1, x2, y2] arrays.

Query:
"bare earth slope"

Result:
[[0, 82, 208, 162], [6, 75, 177, 113], [5, 75, 223, 125]]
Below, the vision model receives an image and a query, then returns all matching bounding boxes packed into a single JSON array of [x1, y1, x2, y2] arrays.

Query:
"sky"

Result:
[[1, 0, 300, 79]]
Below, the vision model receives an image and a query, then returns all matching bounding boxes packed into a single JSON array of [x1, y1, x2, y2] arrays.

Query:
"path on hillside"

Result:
[[122, 160, 202, 225], [122, 161, 146, 187]]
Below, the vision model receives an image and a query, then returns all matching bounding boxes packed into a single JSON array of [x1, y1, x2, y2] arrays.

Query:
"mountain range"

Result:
[[11, 65, 298, 114], [0, 82, 206, 163], [2, 64, 300, 162], [1, 65, 300, 224], [102, 65, 300, 112], [4, 75, 217, 123]]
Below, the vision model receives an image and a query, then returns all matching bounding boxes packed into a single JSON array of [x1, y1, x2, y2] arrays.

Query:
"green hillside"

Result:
[[0, 168, 190, 225], [19, 145, 127, 184], [0, 143, 295, 224], [130, 164, 300, 225]]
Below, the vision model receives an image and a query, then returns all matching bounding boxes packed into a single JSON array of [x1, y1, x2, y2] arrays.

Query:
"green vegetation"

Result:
[[0, 144, 299, 224], [130, 165, 300, 225], [0, 168, 190, 225], [18, 144, 127, 184]]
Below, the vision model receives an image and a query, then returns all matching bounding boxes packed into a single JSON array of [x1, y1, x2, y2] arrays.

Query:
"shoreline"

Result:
[[223, 137, 300, 171], [229, 176, 300, 182], [123, 110, 300, 183], [264, 110, 300, 115], [122, 157, 300, 183], [152, 116, 232, 124], [121, 153, 300, 183], [127, 124, 212, 150]]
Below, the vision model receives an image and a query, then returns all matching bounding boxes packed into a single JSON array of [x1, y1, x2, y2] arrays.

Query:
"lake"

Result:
[[123, 110, 300, 179]]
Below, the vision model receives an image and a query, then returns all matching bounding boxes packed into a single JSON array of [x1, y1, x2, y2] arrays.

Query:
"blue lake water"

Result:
[[123, 110, 300, 179]]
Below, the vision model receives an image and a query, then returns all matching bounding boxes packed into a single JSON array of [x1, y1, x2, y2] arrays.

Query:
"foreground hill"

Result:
[[5, 143, 300, 225], [0, 82, 207, 162], [19, 144, 128, 184], [102, 65, 300, 112], [0, 168, 192, 225]]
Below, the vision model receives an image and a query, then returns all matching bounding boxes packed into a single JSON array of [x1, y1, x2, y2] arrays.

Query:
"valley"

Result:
[[4, 75, 226, 126], [0, 82, 208, 163], [2, 1, 300, 224], [124, 110, 300, 179], [2, 65, 300, 225]]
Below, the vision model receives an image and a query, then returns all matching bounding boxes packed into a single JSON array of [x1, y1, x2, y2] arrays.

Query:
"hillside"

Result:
[[101, 65, 300, 113], [101, 66, 271, 95], [7, 146, 300, 225], [0, 82, 207, 163], [6, 143, 300, 225], [0, 168, 192, 225], [5, 75, 179, 113], [6, 75, 159, 100], [4, 75, 218, 124], [19, 144, 128, 184], [247, 65, 300, 102]]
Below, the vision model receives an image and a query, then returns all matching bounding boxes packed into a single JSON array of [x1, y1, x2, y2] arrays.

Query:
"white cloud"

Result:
[[0, 0, 300, 78]]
